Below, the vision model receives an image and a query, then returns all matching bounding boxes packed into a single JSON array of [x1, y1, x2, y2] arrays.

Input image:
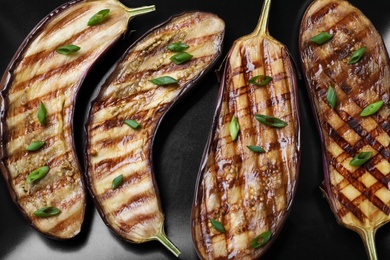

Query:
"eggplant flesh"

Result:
[[0, 0, 154, 239], [85, 11, 225, 255], [191, 0, 300, 259], [299, 0, 390, 258]]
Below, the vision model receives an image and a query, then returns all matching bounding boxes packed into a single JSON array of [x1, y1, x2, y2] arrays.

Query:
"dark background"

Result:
[[0, 0, 389, 259]]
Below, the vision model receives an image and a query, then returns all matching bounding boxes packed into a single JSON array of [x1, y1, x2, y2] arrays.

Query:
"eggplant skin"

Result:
[[191, 13, 300, 260], [0, 0, 141, 239], [85, 12, 225, 244], [300, 0, 390, 231]]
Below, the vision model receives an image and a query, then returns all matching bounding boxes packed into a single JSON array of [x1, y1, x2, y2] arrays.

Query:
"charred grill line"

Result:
[[300, 1, 390, 257], [85, 12, 224, 255], [1, 0, 157, 239]]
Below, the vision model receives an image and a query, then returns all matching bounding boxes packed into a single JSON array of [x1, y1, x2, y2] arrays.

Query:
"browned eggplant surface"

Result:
[[0, 0, 154, 239], [85, 11, 224, 256], [192, 0, 300, 259], [299, 0, 390, 258], [2, 0, 390, 259]]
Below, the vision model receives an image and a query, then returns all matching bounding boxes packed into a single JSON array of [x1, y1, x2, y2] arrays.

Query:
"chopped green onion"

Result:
[[124, 119, 141, 129], [170, 52, 193, 65], [56, 44, 80, 55], [310, 32, 333, 45], [349, 152, 373, 166], [37, 101, 47, 126], [33, 206, 61, 218], [249, 75, 272, 86], [26, 141, 45, 152], [210, 218, 225, 233], [26, 166, 50, 183], [229, 115, 240, 141], [247, 145, 266, 153], [326, 85, 337, 109], [149, 76, 178, 86], [250, 230, 272, 248], [360, 100, 384, 117], [255, 114, 288, 128], [167, 42, 189, 52], [348, 47, 366, 64], [87, 9, 110, 26], [112, 174, 123, 190]]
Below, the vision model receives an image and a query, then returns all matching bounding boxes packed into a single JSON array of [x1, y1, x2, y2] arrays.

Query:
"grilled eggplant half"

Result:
[[191, 0, 300, 259], [85, 11, 225, 256], [299, 0, 390, 258], [0, 0, 154, 239]]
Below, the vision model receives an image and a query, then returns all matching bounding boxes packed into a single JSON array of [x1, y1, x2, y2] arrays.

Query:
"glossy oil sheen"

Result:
[[0, 0, 390, 259]]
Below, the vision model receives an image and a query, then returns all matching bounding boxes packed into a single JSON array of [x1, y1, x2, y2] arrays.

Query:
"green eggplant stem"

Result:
[[115, 0, 156, 18], [252, 0, 271, 37], [153, 228, 181, 257], [359, 228, 377, 260]]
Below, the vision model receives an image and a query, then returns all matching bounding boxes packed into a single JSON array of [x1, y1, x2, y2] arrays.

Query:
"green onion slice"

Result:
[[167, 42, 189, 52], [149, 76, 178, 86], [229, 115, 240, 141], [210, 218, 225, 233], [255, 114, 288, 128], [87, 9, 110, 26], [170, 52, 193, 65], [247, 145, 266, 153], [249, 75, 272, 86], [349, 152, 373, 166], [112, 174, 123, 190], [326, 85, 337, 109], [56, 44, 80, 55], [38, 101, 47, 126], [250, 230, 272, 248], [310, 32, 333, 45], [26, 166, 50, 183], [34, 206, 61, 218], [26, 141, 45, 152], [348, 47, 366, 64], [124, 119, 141, 129], [360, 100, 384, 117]]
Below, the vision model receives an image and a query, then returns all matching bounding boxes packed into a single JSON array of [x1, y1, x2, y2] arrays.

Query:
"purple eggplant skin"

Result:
[[84, 11, 225, 255], [299, 0, 390, 258], [0, 0, 154, 239], [191, 0, 301, 258]]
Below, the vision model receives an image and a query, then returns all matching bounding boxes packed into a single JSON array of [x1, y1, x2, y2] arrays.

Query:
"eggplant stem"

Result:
[[115, 0, 156, 18], [359, 228, 377, 260], [252, 0, 271, 36], [153, 228, 181, 257]]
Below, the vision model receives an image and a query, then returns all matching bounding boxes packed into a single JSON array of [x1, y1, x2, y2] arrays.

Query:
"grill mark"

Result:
[[336, 190, 366, 222], [326, 122, 356, 155], [99, 170, 151, 202], [40, 4, 90, 38], [110, 54, 216, 92], [308, 3, 339, 26], [112, 191, 155, 217], [18, 175, 81, 202], [6, 111, 72, 144], [92, 150, 147, 181], [90, 101, 172, 138], [90, 132, 143, 155], [339, 110, 389, 160], [233, 91, 291, 116], [7, 84, 72, 118], [48, 208, 83, 236], [329, 152, 390, 217], [6, 134, 62, 164], [119, 213, 159, 234], [7, 145, 75, 184], [11, 49, 95, 95]]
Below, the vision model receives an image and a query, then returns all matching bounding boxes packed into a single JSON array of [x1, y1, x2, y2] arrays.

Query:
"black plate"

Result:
[[0, 0, 389, 259]]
